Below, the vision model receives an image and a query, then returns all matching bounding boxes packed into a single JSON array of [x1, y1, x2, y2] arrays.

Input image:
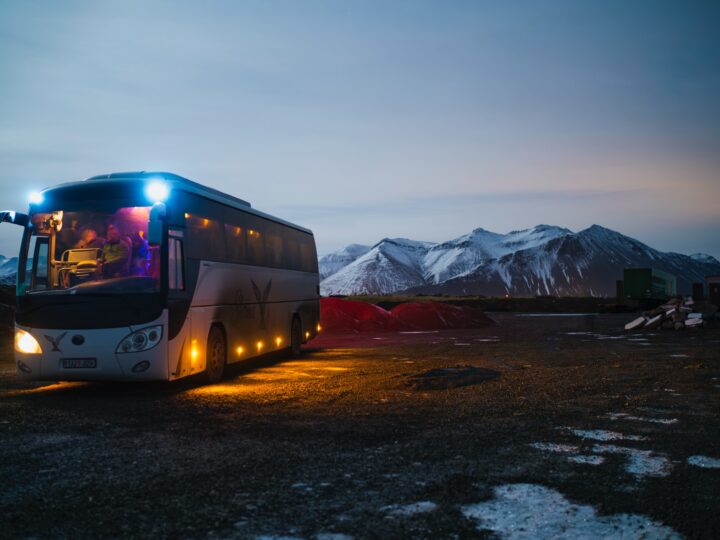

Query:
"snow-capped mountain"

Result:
[[320, 225, 720, 297], [320, 238, 436, 295], [319, 244, 371, 280], [0, 256, 18, 286], [423, 225, 571, 284]]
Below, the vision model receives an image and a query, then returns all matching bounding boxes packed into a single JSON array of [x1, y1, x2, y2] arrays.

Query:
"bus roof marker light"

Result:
[[29, 191, 44, 204], [145, 180, 170, 203]]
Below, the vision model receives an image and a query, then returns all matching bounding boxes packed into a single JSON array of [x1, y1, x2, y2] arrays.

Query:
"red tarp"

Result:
[[391, 302, 494, 330], [319, 298, 493, 334]]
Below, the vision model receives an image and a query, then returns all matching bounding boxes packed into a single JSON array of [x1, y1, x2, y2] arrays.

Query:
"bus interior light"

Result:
[[145, 180, 170, 203]]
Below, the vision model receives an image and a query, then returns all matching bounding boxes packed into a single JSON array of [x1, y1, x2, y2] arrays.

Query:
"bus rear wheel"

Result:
[[205, 326, 226, 384], [290, 317, 303, 358]]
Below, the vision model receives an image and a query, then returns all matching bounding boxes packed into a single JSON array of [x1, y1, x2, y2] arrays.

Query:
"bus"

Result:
[[0, 171, 320, 383]]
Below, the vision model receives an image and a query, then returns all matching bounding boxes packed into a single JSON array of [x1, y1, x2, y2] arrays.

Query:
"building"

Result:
[[707, 275, 720, 305], [623, 268, 677, 300]]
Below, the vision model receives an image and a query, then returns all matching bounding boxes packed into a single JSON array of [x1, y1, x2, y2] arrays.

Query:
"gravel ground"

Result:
[[0, 313, 718, 539]]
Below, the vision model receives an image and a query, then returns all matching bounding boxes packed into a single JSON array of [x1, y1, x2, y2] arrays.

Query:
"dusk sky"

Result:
[[1, 0, 719, 258]]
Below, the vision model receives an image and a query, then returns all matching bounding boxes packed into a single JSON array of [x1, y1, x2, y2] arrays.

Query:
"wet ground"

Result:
[[0, 314, 719, 539]]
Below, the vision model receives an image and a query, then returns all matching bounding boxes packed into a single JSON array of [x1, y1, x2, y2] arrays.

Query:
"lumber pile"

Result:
[[624, 297, 717, 331]]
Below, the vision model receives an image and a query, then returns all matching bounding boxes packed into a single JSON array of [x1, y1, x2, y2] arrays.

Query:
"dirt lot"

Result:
[[1, 314, 719, 539]]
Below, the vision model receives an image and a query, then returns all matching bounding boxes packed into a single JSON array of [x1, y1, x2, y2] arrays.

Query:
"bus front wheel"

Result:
[[290, 317, 303, 358], [205, 326, 226, 384]]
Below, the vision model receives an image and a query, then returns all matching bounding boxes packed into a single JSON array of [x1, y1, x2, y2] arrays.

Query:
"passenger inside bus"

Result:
[[102, 224, 131, 277]]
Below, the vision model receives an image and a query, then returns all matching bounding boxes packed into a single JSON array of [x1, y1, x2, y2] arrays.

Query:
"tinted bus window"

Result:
[[299, 233, 318, 273], [283, 229, 301, 270], [265, 222, 283, 267], [246, 215, 265, 266], [223, 207, 248, 262], [224, 222, 247, 263], [186, 214, 224, 259]]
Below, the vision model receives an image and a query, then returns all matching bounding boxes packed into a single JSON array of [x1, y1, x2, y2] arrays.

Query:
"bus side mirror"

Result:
[[0, 210, 29, 227], [148, 203, 167, 245]]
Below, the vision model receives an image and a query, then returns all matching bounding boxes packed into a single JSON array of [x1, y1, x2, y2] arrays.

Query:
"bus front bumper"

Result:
[[14, 325, 169, 381]]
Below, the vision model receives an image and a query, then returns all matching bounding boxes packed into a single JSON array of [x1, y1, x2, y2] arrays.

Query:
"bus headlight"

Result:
[[15, 329, 42, 354], [116, 326, 163, 353]]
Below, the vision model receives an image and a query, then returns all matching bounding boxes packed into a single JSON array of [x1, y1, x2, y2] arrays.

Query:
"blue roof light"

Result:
[[29, 191, 44, 204], [145, 180, 170, 203]]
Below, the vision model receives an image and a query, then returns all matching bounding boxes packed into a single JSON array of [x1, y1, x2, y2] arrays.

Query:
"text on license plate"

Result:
[[62, 358, 97, 369]]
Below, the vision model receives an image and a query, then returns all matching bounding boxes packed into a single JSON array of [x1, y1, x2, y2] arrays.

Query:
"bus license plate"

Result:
[[62, 358, 97, 369]]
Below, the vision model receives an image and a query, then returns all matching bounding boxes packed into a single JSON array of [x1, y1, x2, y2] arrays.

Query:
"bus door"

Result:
[[167, 230, 192, 379]]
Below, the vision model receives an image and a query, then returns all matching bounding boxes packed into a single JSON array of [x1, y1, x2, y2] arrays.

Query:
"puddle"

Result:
[[461, 484, 680, 539], [405, 366, 499, 390]]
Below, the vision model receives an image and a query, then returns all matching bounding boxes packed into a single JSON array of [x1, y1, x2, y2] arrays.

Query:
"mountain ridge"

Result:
[[320, 225, 720, 297]]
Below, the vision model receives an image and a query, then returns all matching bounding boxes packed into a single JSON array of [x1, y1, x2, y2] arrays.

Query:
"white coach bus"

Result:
[[1, 171, 320, 383]]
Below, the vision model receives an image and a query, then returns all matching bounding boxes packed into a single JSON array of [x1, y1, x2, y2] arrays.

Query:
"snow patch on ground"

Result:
[[565, 428, 648, 441], [529, 443, 579, 453], [382, 501, 438, 516], [687, 455, 720, 469], [567, 455, 605, 465], [592, 445, 672, 478], [606, 413, 678, 425], [461, 484, 680, 539]]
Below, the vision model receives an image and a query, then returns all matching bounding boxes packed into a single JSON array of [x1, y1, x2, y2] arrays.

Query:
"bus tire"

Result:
[[205, 325, 226, 384], [290, 316, 303, 358]]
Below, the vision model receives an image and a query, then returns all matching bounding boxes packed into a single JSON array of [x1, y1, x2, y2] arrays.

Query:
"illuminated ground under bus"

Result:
[[2, 171, 320, 383]]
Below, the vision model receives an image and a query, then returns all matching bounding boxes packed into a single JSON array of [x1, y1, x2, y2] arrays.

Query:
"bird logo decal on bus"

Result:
[[44, 332, 68, 352], [251, 278, 272, 329]]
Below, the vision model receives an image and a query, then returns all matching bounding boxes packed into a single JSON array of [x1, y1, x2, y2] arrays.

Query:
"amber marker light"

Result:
[[15, 329, 42, 354], [256, 340, 264, 352], [275, 336, 283, 347], [191, 339, 199, 363], [236, 346, 244, 356], [184, 212, 190, 219], [305, 331, 310, 339], [316, 323, 322, 332]]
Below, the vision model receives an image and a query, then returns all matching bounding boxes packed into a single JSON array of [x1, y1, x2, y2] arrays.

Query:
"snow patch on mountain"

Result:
[[319, 244, 371, 280], [690, 253, 719, 265]]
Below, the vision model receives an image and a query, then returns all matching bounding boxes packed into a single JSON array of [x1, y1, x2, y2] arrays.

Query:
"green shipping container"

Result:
[[623, 268, 677, 299]]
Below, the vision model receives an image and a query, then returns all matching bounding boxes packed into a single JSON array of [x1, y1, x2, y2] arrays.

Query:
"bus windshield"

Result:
[[20, 206, 160, 295]]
